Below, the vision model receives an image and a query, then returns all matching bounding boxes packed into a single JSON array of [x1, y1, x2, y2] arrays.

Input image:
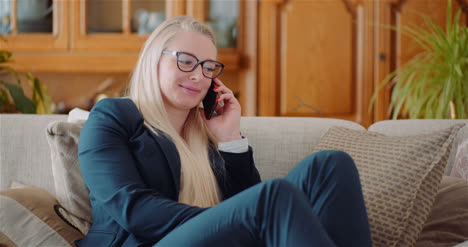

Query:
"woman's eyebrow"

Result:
[[180, 50, 216, 61]]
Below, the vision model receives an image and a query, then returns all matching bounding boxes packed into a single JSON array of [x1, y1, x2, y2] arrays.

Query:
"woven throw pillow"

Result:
[[0, 186, 84, 246], [312, 124, 464, 247], [46, 120, 91, 235], [415, 176, 468, 247]]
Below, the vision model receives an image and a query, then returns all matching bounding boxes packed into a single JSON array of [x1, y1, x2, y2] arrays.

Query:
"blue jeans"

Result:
[[155, 150, 372, 247]]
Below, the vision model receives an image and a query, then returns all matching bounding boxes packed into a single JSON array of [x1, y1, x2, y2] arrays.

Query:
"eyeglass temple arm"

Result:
[[162, 51, 177, 56]]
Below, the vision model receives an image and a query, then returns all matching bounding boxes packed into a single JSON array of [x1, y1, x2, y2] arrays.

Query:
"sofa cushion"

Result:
[[240, 117, 366, 180], [0, 114, 67, 193], [0, 186, 84, 246], [312, 124, 464, 247], [46, 120, 91, 235], [415, 176, 468, 247]]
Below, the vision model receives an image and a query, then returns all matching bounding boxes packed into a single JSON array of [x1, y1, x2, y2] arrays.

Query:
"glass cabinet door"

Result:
[[186, 0, 240, 50], [206, 0, 238, 49], [190, 0, 242, 70], [131, 0, 166, 35], [86, 0, 123, 33], [72, 0, 178, 52], [0, 0, 68, 51]]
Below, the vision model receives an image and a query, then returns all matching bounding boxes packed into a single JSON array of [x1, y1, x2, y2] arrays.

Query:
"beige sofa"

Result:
[[1, 113, 467, 247]]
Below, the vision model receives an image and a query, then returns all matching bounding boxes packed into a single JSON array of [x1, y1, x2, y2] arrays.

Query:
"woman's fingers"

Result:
[[217, 92, 238, 106], [213, 78, 233, 95], [214, 86, 232, 95]]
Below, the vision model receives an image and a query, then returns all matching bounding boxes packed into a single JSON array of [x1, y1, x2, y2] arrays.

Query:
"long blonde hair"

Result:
[[127, 16, 221, 207]]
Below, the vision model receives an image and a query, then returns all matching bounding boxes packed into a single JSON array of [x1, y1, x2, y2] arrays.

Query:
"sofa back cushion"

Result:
[[240, 117, 365, 180], [0, 114, 67, 194], [368, 119, 468, 175]]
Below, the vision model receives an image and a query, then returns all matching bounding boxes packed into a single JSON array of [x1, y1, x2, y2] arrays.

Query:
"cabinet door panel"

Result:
[[259, 0, 374, 125], [0, 0, 68, 51], [280, 0, 354, 116]]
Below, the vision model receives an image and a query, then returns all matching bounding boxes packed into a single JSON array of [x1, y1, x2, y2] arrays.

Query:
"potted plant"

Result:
[[0, 36, 52, 114], [373, 0, 467, 119]]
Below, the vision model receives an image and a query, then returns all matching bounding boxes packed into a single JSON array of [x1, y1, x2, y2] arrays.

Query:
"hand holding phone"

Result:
[[201, 78, 242, 142], [202, 80, 218, 120]]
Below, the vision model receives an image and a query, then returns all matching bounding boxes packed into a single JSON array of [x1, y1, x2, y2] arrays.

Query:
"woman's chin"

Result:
[[177, 101, 201, 111]]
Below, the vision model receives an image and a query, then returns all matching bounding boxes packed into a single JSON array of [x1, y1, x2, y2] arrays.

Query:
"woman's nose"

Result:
[[189, 65, 204, 81]]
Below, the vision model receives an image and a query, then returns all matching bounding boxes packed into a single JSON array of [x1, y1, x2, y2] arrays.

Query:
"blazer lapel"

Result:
[[146, 130, 228, 201], [148, 129, 181, 196]]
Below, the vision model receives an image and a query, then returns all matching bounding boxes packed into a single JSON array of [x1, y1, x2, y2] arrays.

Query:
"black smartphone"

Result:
[[202, 80, 218, 120]]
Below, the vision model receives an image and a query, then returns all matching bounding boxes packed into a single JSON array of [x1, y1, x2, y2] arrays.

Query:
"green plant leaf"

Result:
[[370, 0, 468, 120], [446, 0, 453, 35], [0, 88, 9, 105], [26, 73, 52, 114], [0, 88, 14, 113], [0, 50, 12, 63], [0, 81, 36, 113]]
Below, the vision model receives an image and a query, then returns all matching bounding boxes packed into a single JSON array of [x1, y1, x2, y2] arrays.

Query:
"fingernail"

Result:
[[214, 87, 219, 91], [216, 97, 221, 102]]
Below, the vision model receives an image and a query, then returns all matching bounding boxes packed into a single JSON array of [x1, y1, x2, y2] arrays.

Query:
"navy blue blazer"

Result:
[[76, 98, 261, 247]]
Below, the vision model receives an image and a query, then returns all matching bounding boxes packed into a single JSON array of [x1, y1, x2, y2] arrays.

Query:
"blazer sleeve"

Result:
[[220, 147, 261, 199], [78, 98, 206, 241]]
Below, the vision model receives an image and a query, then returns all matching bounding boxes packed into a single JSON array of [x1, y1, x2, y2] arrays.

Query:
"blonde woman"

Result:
[[77, 16, 372, 247]]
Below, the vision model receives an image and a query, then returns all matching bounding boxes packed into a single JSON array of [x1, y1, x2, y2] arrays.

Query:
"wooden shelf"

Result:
[[8, 49, 241, 73]]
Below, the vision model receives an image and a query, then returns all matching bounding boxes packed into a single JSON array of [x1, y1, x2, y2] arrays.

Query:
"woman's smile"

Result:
[[179, 84, 202, 95]]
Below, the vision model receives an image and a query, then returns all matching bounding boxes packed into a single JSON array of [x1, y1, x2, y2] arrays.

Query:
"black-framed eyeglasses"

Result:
[[162, 50, 224, 79]]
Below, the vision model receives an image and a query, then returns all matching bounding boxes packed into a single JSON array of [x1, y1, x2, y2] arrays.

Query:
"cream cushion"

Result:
[[46, 120, 91, 235]]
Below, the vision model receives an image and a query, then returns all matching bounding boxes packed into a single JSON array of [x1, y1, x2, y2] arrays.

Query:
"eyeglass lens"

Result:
[[177, 53, 223, 78]]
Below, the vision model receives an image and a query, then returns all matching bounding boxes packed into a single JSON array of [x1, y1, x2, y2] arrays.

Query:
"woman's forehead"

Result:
[[166, 31, 217, 60]]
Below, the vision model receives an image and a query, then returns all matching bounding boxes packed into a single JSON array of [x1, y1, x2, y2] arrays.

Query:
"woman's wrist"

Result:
[[218, 137, 248, 153], [217, 132, 242, 142]]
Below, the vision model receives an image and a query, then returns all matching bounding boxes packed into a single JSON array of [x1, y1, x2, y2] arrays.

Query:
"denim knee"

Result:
[[304, 150, 359, 178], [259, 178, 302, 202], [325, 150, 359, 178], [261, 178, 296, 193]]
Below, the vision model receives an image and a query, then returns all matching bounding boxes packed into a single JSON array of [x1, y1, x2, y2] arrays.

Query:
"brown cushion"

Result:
[[415, 176, 468, 247], [312, 124, 464, 247], [0, 186, 84, 246]]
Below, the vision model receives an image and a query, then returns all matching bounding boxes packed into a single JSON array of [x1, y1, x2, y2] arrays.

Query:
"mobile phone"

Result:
[[202, 80, 218, 120]]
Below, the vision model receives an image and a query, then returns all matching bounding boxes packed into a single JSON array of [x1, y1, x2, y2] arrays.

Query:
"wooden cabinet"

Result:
[[0, 0, 257, 113], [258, 0, 467, 126], [0, 0, 250, 73], [5, 0, 462, 121]]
